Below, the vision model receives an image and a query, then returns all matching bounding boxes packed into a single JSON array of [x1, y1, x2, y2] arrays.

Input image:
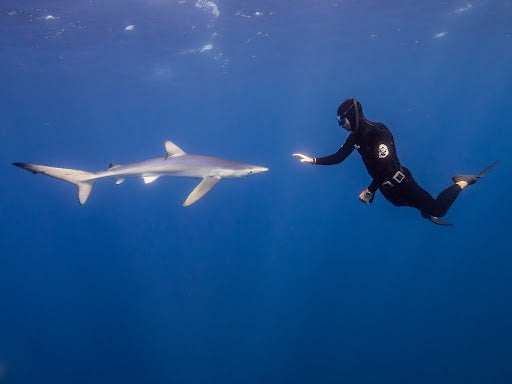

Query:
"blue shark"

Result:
[[13, 140, 268, 206]]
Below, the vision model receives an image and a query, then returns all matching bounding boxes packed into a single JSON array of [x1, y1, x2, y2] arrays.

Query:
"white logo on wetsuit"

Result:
[[378, 144, 389, 158], [354, 144, 360, 149]]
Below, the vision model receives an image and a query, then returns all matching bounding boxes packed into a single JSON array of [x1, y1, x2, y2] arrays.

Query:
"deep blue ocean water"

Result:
[[1, 1, 512, 383]]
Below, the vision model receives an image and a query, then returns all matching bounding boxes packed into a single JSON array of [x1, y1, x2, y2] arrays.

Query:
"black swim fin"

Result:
[[421, 211, 454, 226], [427, 216, 454, 226], [452, 160, 499, 185], [478, 160, 499, 177], [420, 161, 498, 227]]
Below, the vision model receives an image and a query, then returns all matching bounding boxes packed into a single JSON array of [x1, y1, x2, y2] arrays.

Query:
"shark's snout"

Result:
[[252, 166, 269, 174]]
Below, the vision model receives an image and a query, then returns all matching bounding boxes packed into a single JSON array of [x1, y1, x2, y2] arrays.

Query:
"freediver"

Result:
[[293, 98, 497, 225]]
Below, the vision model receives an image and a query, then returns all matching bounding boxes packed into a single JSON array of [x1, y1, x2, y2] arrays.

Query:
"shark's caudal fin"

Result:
[[13, 162, 96, 205]]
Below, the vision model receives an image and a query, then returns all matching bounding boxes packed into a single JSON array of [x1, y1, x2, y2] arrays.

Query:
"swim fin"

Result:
[[452, 160, 499, 185], [421, 211, 454, 226]]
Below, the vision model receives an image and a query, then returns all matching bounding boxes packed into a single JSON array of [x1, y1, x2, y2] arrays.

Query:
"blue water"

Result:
[[1, 1, 512, 383]]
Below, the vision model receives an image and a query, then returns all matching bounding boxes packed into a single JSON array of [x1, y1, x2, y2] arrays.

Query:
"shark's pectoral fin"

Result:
[[165, 140, 186, 159], [115, 178, 125, 185], [142, 176, 159, 184], [183, 176, 221, 207]]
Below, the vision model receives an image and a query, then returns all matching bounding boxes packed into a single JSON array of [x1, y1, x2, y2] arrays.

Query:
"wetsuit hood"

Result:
[[337, 98, 363, 134]]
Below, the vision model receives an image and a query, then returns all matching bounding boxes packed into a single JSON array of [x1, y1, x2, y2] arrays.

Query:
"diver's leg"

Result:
[[396, 167, 458, 217], [380, 185, 410, 207], [433, 184, 463, 216], [433, 160, 500, 212]]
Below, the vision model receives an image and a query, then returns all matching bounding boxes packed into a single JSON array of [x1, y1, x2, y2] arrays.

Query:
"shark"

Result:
[[13, 140, 268, 207]]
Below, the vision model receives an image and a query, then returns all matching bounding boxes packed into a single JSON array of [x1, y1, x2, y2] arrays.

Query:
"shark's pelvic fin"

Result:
[[115, 178, 125, 185], [165, 140, 186, 159], [142, 176, 159, 184], [183, 176, 220, 207]]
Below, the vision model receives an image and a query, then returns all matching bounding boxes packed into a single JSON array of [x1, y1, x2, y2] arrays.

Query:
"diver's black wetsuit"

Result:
[[314, 117, 462, 218]]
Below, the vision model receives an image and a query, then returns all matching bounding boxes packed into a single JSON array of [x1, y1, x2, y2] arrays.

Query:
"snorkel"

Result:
[[352, 97, 359, 133]]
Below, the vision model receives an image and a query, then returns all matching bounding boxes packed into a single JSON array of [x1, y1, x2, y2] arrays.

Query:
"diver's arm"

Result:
[[368, 172, 390, 194], [368, 179, 384, 194], [361, 171, 390, 204], [313, 134, 356, 165]]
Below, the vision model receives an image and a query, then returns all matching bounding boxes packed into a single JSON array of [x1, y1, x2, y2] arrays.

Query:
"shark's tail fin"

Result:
[[13, 162, 97, 205]]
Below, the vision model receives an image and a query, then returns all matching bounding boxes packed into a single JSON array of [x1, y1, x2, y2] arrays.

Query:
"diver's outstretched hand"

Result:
[[292, 153, 314, 163]]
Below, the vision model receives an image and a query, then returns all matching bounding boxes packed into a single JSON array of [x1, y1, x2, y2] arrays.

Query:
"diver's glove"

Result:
[[359, 188, 374, 204], [292, 153, 315, 164]]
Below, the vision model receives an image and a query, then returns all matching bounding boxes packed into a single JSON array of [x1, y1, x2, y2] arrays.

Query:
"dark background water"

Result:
[[1, 1, 512, 383]]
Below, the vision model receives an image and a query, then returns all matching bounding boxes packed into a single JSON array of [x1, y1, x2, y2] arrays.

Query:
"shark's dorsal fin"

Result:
[[108, 163, 119, 170], [165, 140, 186, 159]]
